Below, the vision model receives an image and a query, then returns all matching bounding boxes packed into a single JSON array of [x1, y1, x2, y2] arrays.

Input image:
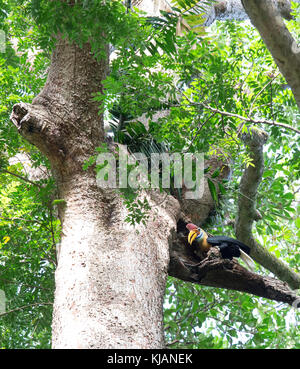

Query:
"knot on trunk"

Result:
[[10, 102, 66, 166]]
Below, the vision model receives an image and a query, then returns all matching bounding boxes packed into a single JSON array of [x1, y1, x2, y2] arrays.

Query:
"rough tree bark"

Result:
[[10, 3, 300, 349], [242, 0, 300, 110], [10, 39, 179, 348]]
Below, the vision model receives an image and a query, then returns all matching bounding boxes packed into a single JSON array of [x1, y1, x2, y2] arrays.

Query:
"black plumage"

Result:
[[207, 236, 251, 260]]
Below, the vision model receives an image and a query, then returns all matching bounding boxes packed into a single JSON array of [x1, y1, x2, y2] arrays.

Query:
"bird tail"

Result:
[[239, 249, 255, 272]]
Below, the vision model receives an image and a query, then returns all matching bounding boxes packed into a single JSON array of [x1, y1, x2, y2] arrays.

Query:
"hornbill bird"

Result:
[[186, 223, 255, 271]]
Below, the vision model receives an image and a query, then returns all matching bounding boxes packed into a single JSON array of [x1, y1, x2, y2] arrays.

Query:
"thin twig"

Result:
[[166, 339, 180, 346], [179, 90, 300, 134], [184, 111, 217, 153], [0, 216, 50, 229], [0, 169, 41, 187], [199, 103, 299, 134], [249, 72, 279, 116], [0, 302, 53, 318]]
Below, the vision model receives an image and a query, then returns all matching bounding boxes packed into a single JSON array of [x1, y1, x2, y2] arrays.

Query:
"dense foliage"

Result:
[[0, 0, 299, 348]]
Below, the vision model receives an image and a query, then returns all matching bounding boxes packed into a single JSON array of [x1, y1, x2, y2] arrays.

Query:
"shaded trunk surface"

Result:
[[53, 175, 175, 348], [10, 38, 179, 348]]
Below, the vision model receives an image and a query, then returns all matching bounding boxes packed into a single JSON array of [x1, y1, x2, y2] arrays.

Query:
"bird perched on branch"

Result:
[[186, 223, 255, 271]]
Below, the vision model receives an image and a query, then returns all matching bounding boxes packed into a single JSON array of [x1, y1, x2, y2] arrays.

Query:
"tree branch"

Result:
[[235, 126, 300, 289], [168, 245, 299, 306], [0, 169, 42, 187], [202, 102, 300, 134], [241, 0, 300, 110], [181, 96, 300, 134]]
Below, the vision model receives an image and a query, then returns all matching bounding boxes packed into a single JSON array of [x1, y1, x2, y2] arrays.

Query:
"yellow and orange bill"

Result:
[[188, 230, 198, 245]]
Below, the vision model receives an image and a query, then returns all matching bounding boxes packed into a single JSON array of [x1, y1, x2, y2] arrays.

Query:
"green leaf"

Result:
[[52, 199, 67, 206], [207, 178, 218, 204], [211, 168, 220, 178]]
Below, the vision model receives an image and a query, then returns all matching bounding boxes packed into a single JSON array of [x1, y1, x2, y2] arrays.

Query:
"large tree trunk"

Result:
[[52, 178, 178, 348], [10, 38, 179, 348]]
